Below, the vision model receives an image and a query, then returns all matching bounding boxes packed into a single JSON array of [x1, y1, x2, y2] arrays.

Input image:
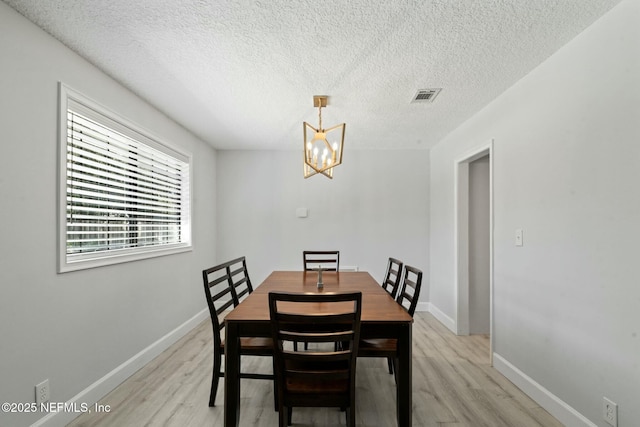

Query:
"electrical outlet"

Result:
[[35, 379, 50, 405], [603, 397, 618, 427]]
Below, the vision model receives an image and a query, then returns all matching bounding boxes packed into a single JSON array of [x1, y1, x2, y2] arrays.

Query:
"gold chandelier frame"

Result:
[[303, 96, 345, 179]]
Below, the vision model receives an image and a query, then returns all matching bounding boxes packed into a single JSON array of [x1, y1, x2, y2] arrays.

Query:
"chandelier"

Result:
[[303, 95, 345, 179]]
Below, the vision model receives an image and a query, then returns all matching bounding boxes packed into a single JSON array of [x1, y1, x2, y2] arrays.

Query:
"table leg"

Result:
[[396, 323, 412, 426], [224, 322, 240, 427]]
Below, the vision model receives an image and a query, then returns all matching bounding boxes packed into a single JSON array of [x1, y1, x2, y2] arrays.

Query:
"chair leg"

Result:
[[209, 351, 222, 407], [347, 406, 355, 427], [387, 357, 394, 374], [272, 359, 278, 411], [278, 405, 288, 427], [287, 406, 292, 426], [392, 357, 398, 385]]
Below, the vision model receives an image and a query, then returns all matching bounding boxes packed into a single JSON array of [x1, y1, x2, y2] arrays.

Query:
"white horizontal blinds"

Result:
[[66, 103, 189, 257]]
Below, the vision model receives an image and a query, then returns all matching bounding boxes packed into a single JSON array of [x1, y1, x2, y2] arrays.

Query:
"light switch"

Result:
[[296, 208, 308, 218], [515, 229, 523, 246]]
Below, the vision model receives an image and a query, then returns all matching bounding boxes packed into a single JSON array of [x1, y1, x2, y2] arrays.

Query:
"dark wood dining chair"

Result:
[[303, 250, 340, 271], [359, 265, 423, 377], [395, 265, 423, 317], [227, 256, 254, 304], [202, 259, 274, 407], [381, 257, 404, 299], [269, 291, 362, 427]]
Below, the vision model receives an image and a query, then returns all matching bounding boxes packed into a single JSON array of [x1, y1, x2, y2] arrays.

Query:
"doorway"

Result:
[[455, 142, 493, 360]]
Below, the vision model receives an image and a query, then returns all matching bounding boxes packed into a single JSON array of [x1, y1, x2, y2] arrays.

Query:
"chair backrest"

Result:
[[202, 262, 236, 348], [269, 291, 362, 403], [303, 250, 340, 271], [396, 265, 423, 317], [382, 257, 403, 299], [227, 256, 254, 304]]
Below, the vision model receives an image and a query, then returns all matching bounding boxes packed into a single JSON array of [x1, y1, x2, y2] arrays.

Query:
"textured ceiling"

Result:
[[3, 0, 623, 150]]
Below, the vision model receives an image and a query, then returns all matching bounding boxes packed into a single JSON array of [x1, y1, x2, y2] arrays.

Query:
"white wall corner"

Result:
[[416, 301, 430, 312], [30, 309, 209, 427], [492, 353, 597, 427], [426, 302, 457, 333]]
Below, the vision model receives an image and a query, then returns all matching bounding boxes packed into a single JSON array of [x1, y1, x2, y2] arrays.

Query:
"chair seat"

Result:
[[358, 338, 397, 356]]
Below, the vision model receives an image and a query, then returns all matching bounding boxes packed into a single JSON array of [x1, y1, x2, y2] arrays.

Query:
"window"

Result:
[[58, 84, 192, 272]]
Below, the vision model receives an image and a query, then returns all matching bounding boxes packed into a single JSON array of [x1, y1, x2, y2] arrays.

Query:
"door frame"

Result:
[[454, 140, 494, 361]]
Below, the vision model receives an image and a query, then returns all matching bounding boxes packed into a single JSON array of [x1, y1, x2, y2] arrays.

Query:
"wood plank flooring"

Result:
[[67, 312, 563, 427]]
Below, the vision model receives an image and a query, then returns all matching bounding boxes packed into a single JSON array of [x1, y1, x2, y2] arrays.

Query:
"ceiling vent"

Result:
[[411, 88, 441, 103]]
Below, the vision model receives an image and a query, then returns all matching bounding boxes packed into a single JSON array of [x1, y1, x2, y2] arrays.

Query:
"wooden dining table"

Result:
[[224, 270, 413, 426]]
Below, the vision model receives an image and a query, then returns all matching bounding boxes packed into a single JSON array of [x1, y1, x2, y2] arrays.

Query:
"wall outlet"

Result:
[[35, 379, 50, 405], [603, 397, 618, 427]]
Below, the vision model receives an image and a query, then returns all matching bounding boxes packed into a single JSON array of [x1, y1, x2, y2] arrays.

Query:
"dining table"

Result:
[[223, 270, 413, 426]]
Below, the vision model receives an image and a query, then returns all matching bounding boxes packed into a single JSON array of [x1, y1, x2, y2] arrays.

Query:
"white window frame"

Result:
[[58, 83, 192, 273]]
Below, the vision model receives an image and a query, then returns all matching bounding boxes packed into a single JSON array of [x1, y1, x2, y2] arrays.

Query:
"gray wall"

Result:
[[216, 149, 430, 289], [0, 4, 217, 426], [429, 0, 639, 425]]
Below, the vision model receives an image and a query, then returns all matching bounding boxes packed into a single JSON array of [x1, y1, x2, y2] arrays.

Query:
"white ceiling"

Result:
[[4, 0, 622, 150]]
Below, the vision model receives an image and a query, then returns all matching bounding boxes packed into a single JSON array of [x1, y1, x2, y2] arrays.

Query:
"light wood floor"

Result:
[[67, 312, 563, 427]]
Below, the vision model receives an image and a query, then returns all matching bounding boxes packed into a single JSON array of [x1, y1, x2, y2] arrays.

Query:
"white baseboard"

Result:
[[31, 309, 209, 427], [416, 301, 430, 312], [493, 353, 596, 427], [425, 302, 457, 333]]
